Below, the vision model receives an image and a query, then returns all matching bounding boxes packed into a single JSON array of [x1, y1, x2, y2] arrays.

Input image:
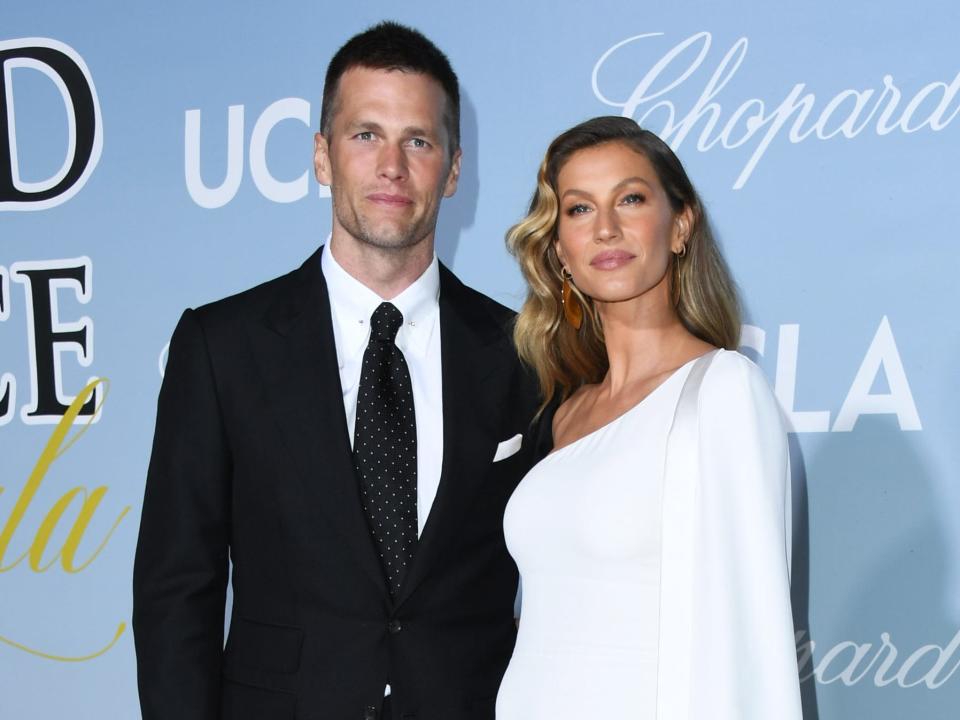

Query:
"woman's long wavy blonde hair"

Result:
[[507, 116, 741, 413]]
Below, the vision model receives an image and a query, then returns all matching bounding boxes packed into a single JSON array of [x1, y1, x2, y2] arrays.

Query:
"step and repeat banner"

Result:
[[2, 2, 959, 718]]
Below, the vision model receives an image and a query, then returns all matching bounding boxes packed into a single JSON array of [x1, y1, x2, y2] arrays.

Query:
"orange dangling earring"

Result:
[[672, 244, 687, 307], [561, 267, 583, 330]]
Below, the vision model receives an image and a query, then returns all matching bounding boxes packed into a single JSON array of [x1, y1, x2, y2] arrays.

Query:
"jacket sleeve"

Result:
[[688, 351, 802, 719], [133, 308, 231, 720]]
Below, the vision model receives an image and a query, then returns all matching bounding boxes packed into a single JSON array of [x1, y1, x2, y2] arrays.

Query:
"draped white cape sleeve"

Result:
[[656, 350, 803, 720]]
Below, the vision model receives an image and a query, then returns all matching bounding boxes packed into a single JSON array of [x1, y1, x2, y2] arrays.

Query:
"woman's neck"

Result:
[[595, 287, 707, 396]]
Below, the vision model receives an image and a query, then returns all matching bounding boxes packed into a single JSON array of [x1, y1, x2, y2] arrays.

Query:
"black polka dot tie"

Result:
[[353, 302, 418, 596]]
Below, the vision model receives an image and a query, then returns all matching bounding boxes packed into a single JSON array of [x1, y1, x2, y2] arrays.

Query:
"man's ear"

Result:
[[314, 132, 332, 185], [442, 148, 462, 198]]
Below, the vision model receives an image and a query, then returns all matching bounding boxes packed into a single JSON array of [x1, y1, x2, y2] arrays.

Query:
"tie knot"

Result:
[[370, 302, 403, 342]]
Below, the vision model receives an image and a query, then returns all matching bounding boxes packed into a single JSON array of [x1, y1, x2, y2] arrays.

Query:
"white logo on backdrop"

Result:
[[797, 629, 960, 689], [592, 32, 960, 188], [184, 98, 329, 208], [741, 316, 920, 433], [157, 342, 169, 379]]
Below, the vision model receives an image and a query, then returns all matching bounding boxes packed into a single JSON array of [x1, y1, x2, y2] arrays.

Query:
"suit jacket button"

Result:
[[388, 620, 402, 634], [363, 705, 378, 720]]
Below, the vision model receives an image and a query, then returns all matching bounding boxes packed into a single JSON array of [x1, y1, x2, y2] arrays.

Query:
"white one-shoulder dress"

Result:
[[496, 350, 803, 720]]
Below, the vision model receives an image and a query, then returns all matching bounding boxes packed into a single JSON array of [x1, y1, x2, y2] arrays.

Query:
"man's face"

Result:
[[314, 67, 461, 253]]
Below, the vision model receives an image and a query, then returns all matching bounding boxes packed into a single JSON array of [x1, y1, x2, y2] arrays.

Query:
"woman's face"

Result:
[[554, 141, 689, 307]]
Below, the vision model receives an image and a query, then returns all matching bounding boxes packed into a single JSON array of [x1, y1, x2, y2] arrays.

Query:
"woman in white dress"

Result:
[[496, 117, 803, 720]]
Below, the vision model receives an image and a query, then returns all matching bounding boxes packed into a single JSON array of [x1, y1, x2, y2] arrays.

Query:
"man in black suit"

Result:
[[133, 21, 543, 720]]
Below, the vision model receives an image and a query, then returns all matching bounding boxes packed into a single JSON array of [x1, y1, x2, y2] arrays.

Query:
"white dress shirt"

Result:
[[321, 245, 444, 537]]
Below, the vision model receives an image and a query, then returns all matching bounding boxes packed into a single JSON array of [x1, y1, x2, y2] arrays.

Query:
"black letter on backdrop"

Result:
[[0, 41, 98, 206], [14, 262, 96, 418], [0, 267, 10, 422]]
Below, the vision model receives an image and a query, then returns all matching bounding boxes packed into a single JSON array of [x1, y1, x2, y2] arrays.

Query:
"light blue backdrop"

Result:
[[2, 2, 959, 718]]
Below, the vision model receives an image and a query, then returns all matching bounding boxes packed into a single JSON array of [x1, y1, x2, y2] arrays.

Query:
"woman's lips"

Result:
[[590, 250, 635, 270]]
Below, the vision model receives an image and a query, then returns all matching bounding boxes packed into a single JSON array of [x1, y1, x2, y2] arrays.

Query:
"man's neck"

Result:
[[328, 235, 435, 300]]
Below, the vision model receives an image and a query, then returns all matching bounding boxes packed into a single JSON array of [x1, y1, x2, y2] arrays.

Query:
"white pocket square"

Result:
[[493, 433, 523, 462]]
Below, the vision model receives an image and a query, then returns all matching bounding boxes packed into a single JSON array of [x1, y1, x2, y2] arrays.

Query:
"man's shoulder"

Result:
[[439, 263, 516, 331], [191, 250, 320, 331], [439, 263, 541, 412]]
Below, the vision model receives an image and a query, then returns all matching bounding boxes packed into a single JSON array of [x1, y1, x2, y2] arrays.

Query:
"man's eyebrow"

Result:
[[403, 125, 436, 138], [345, 120, 384, 133], [342, 121, 440, 140]]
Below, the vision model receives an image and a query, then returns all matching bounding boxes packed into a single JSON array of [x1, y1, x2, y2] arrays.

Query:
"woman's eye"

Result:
[[565, 203, 590, 216], [622, 192, 645, 205]]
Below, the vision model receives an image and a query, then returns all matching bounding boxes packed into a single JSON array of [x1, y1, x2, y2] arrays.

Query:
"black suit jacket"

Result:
[[133, 248, 547, 720]]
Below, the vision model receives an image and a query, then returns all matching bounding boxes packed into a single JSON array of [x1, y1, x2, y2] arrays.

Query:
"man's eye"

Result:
[[565, 203, 590, 216], [410, 137, 429, 148], [356, 131, 374, 141], [622, 192, 645, 205]]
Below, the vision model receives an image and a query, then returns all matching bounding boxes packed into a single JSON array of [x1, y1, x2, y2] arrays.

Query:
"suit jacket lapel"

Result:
[[254, 247, 388, 597], [394, 265, 505, 608]]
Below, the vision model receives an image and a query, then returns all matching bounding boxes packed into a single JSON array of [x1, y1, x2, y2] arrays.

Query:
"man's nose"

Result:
[[377, 143, 407, 181]]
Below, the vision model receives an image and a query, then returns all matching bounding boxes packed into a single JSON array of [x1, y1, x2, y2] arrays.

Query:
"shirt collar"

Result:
[[321, 245, 440, 369]]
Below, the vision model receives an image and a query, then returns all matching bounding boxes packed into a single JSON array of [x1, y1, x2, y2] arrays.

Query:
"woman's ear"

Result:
[[673, 206, 694, 253], [554, 239, 567, 268]]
